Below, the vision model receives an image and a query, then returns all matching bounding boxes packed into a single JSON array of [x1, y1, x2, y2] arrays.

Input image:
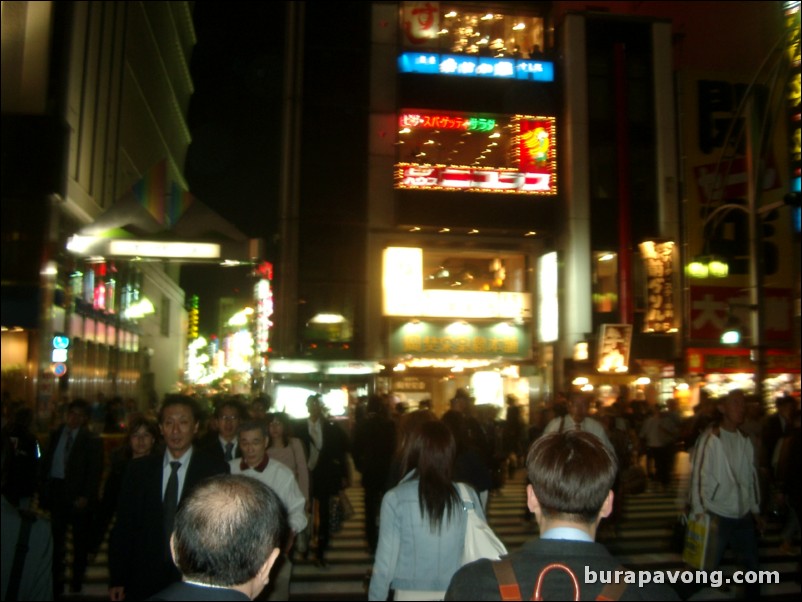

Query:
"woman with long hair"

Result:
[[369, 420, 484, 601], [267, 411, 310, 505]]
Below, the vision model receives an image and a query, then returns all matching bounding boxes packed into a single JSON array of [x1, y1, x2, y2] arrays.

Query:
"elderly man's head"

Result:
[[170, 474, 286, 597]]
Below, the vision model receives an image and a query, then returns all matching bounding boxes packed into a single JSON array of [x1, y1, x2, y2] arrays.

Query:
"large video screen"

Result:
[[395, 109, 556, 195]]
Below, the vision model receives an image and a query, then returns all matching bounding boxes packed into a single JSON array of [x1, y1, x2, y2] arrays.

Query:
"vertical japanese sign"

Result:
[[638, 241, 676, 333], [597, 324, 633, 373]]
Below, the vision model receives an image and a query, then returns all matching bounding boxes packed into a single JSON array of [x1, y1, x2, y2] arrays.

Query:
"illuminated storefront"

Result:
[[396, 109, 557, 195], [380, 246, 534, 414]]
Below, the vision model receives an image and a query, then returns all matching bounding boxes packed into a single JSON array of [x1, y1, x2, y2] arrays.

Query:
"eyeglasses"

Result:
[[220, 415, 239, 422]]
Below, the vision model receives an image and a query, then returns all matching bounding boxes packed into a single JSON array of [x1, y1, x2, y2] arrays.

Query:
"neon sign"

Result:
[[396, 113, 557, 195], [398, 165, 551, 193], [400, 113, 496, 131], [399, 52, 554, 82]]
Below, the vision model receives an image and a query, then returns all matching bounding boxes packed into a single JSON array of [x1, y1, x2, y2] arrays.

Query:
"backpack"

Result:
[[491, 558, 628, 601]]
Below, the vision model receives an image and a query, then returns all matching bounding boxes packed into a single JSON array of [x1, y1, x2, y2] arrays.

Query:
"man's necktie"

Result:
[[63, 430, 74, 472], [163, 461, 181, 551], [225, 441, 234, 461], [575, 421, 582, 431]]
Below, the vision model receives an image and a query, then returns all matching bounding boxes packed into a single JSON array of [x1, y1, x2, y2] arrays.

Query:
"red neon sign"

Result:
[[397, 165, 553, 194], [400, 113, 496, 131]]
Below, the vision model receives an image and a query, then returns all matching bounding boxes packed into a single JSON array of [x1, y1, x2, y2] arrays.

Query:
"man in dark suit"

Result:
[[109, 395, 229, 601], [446, 431, 679, 601], [149, 474, 286, 601], [198, 399, 246, 463], [39, 398, 103, 597], [352, 394, 396, 554], [2, 431, 54, 601], [297, 394, 349, 566]]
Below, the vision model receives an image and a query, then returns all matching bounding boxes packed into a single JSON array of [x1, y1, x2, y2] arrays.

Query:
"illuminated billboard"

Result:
[[382, 247, 532, 319], [396, 110, 557, 195], [399, 52, 554, 82]]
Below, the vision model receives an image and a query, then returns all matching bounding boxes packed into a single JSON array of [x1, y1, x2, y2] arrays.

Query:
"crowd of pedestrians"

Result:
[[0, 386, 799, 600]]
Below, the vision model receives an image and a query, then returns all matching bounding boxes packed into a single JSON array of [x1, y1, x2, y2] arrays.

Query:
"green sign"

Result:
[[389, 321, 530, 359]]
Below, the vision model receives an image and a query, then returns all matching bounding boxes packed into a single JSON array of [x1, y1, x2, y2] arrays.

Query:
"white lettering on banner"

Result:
[[584, 566, 779, 589], [399, 166, 552, 193]]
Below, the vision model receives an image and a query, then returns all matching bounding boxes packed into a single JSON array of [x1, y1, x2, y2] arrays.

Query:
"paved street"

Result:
[[69, 452, 800, 600]]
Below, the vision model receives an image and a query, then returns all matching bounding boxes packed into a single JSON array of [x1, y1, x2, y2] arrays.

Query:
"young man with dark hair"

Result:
[[150, 474, 286, 601], [200, 399, 247, 463], [446, 431, 679, 600], [109, 394, 229, 601]]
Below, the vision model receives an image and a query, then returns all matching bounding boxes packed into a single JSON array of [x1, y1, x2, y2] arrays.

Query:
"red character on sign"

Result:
[[403, 2, 439, 45]]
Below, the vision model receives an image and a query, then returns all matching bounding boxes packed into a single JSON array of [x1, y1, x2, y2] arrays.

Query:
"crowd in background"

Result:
[[0, 385, 799, 600]]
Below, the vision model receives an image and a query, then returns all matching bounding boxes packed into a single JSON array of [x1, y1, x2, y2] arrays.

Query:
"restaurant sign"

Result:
[[389, 320, 530, 359]]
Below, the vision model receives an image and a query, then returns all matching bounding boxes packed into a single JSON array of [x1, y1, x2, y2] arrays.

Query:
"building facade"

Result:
[[268, 1, 799, 416], [1, 1, 196, 417]]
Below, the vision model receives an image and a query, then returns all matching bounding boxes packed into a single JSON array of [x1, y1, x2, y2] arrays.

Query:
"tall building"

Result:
[[1, 2, 197, 415], [268, 1, 799, 416]]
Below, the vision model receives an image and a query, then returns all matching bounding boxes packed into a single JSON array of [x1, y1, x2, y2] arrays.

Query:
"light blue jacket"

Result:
[[368, 472, 485, 601]]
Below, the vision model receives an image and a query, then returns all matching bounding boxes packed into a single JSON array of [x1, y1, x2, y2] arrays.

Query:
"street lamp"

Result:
[[686, 255, 729, 279], [695, 199, 786, 403]]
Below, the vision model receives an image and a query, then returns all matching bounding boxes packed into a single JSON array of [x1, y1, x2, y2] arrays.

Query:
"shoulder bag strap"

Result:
[[7, 510, 35, 602], [456, 482, 470, 505], [290, 439, 300, 480], [491, 558, 523, 601], [694, 429, 716, 513]]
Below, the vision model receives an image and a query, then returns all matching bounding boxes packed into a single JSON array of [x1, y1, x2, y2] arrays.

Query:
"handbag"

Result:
[[330, 495, 344, 533], [329, 491, 355, 533], [682, 513, 718, 570], [457, 483, 507, 565]]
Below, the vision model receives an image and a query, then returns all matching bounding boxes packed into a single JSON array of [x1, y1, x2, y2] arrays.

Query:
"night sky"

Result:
[[179, 2, 286, 334]]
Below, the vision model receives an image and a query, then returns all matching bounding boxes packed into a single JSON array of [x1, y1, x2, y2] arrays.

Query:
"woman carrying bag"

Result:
[[369, 421, 489, 601]]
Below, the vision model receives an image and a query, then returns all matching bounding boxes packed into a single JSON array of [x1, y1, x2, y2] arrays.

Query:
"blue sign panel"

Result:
[[399, 52, 554, 82]]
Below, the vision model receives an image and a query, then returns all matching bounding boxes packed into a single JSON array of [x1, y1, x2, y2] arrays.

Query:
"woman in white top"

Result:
[[267, 412, 310, 505]]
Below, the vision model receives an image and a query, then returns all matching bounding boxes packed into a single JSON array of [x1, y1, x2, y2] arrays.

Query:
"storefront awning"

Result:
[[67, 167, 263, 264]]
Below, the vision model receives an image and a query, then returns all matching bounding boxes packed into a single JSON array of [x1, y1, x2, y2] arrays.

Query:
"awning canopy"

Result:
[[67, 163, 263, 264]]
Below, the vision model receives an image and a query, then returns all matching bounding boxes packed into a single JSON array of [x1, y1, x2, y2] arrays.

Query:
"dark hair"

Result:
[[12, 407, 34, 429], [159, 394, 200, 423], [267, 412, 291, 447], [441, 410, 468, 453], [366, 394, 385, 414], [526, 431, 617, 524], [128, 414, 160, 440], [68, 398, 90, 416], [401, 420, 460, 533], [172, 474, 287, 586], [215, 399, 247, 420]]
